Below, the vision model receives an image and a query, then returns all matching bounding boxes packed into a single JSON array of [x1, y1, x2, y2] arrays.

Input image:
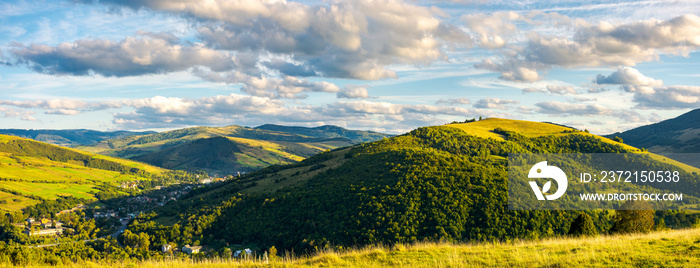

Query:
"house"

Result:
[[25, 218, 35, 225], [182, 245, 202, 255], [41, 221, 61, 229], [24, 227, 63, 236], [234, 248, 252, 258], [162, 244, 172, 253]]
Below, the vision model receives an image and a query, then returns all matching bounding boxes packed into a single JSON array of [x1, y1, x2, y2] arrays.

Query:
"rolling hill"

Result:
[[130, 118, 700, 253], [255, 124, 393, 143], [80, 124, 390, 175], [606, 108, 700, 154], [0, 129, 154, 147], [0, 134, 169, 212]]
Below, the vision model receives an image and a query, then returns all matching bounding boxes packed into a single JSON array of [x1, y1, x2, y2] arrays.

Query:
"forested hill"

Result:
[[255, 124, 393, 143], [0, 129, 154, 147], [606, 108, 700, 153], [131, 118, 700, 253], [80, 124, 388, 175]]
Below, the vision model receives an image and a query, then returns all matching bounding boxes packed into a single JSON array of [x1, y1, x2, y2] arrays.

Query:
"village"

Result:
[[15, 176, 262, 257]]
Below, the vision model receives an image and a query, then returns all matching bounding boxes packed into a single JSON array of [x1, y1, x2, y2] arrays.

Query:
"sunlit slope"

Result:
[[80, 125, 367, 174], [446, 118, 700, 173], [0, 134, 167, 211], [132, 136, 337, 174], [445, 118, 575, 139]]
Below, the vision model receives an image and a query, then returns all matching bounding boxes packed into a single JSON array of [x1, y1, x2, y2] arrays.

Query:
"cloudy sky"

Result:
[[1, 0, 699, 134]]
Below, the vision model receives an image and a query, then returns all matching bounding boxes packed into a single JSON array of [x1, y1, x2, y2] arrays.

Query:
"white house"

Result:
[[182, 245, 202, 255], [162, 244, 171, 253]]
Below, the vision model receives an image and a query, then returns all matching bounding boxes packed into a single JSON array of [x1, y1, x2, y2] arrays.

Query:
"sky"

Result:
[[0, 0, 699, 134]]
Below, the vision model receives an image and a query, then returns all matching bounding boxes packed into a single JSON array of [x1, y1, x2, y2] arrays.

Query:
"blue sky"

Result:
[[1, 0, 699, 134]]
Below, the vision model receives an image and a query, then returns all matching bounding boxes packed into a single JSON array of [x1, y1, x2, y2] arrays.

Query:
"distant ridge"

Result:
[[255, 124, 393, 143], [80, 124, 390, 175], [0, 129, 155, 147], [606, 109, 700, 153]]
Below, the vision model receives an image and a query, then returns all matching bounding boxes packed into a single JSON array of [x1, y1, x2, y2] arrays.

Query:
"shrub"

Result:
[[568, 213, 597, 237], [609, 201, 654, 234]]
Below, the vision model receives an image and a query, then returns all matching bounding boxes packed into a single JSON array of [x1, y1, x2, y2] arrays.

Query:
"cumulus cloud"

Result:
[[473, 98, 519, 109], [435, 97, 471, 105], [337, 86, 370, 99], [94, 0, 471, 81], [595, 66, 664, 87], [632, 85, 700, 109], [593, 67, 699, 109], [462, 11, 520, 49], [113, 95, 503, 131], [193, 68, 340, 99], [11, 35, 241, 77], [476, 14, 700, 82], [536, 101, 613, 116]]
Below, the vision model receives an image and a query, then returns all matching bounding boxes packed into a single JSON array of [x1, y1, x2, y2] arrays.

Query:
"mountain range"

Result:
[[0, 129, 155, 147], [78, 125, 392, 175], [606, 109, 700, 154]]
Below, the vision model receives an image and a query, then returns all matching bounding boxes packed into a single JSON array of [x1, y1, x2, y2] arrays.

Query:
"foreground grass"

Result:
[[17, 227, 700, 267]]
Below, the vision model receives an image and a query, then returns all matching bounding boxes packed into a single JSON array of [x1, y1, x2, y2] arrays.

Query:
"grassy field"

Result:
[[0, 135, 166, 212], [19, 227, 700, 267], [446, 118, 700, 174]]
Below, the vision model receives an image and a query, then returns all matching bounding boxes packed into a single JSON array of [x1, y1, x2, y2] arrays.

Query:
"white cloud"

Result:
[[436, 97, 471, 105], [473, 98, 519, 109], [0, 98, 121, 115], [337, 86, 370, 99], [536, 101, 613, 116], [545, 85, 577, 95], [595, 66, 664, 87], [193, 68, 340, 99], [12, 35, 241, 77], [632, 85, 700, 109], [98, 0, 471, 80], [0, 107, 36, 121], [476, 14, 700, 82]]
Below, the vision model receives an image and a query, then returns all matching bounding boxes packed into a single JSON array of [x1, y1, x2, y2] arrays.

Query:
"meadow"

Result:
[[12, 227, 700, 267]]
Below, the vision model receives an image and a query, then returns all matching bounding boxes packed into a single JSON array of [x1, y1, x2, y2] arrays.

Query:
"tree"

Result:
[[268, 246, 278, 261], [138, 232, 150, 252], [609, 201, 654, 234], [613, 136, 623, 143], [568, 213, 597, 237]]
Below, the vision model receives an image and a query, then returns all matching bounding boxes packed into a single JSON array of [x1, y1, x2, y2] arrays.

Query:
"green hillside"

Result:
[[255, 124, 393, 143], [80, 125, 383, 175], [0, 129, 154, 147], [131, 136, 338, 175], [0, 134, 168, 212], [127, 119, 700, 254]]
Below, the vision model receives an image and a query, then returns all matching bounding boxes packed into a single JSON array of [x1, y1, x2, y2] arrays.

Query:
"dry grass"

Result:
[[15, 227, 700, 267]]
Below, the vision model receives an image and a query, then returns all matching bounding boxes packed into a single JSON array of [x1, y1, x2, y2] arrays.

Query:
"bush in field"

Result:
[[568, 213, 597, 237], [609, 201, 654, 234]]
